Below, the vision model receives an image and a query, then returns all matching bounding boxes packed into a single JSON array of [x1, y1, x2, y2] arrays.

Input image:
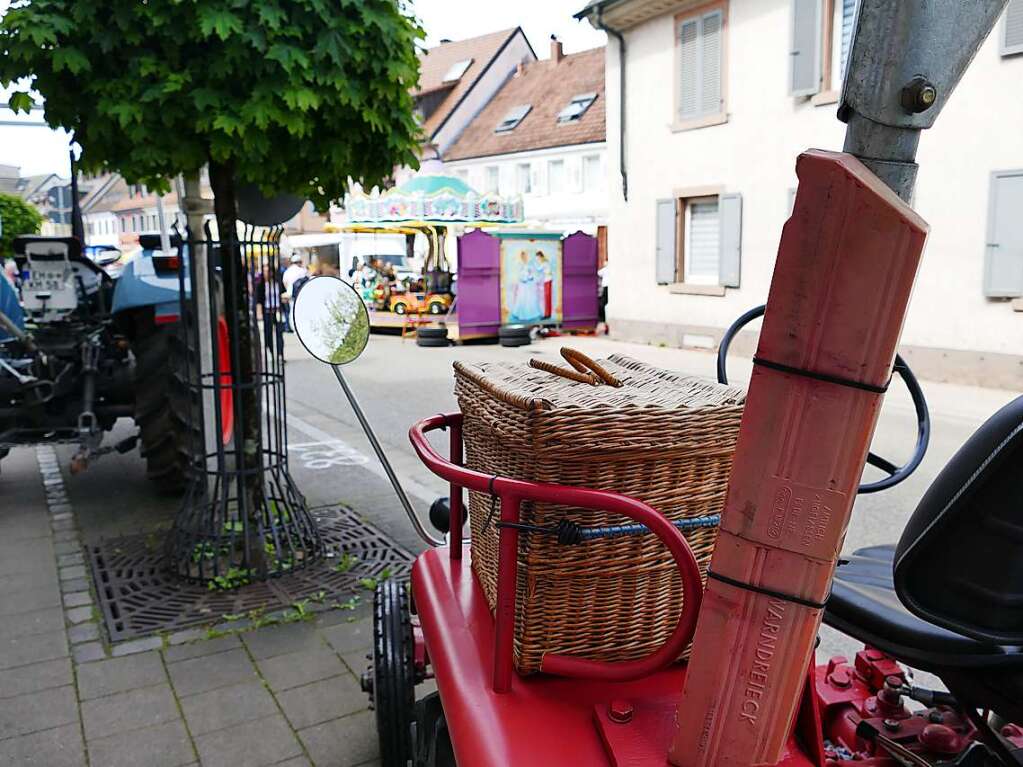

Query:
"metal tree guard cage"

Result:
[[167, 224, 324, 584]]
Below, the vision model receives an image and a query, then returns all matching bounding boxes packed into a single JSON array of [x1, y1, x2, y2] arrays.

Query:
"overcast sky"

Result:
[[0, 1, 605, 178]]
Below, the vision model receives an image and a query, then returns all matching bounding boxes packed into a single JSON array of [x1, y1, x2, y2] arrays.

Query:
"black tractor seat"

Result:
[[826, 545, 1023, 672], [823, 395, 1023, 724]]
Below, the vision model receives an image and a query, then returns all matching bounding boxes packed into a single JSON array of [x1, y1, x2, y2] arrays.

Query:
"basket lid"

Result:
[[454, 352, 745, 412]]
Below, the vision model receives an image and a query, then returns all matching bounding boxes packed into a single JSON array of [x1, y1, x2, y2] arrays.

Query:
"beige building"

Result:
[[578, 0, 1023, 387]]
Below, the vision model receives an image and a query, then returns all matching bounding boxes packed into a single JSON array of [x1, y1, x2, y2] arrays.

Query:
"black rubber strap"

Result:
[[707, 569, 829, 610], [753, 356, 890, 395]]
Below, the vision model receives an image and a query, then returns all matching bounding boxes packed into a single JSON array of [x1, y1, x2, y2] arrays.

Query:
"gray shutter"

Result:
[[984, 171, 1023, 298], [790, 0, 822, 96], [701, 11, 723, 115], [679, 19, 700, 120], [1004, 0, 1023, 56], [719, 193, 743, 288], [656, 199, 677, 285], [840, 0, 857, 74]]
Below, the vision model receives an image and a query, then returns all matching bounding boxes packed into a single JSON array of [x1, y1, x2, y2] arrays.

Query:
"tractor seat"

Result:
[[825, 544, 1018, 670], [825, 395, 1023, 722]]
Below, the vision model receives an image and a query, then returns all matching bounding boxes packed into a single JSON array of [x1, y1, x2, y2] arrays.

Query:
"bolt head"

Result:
[[883, 718, 902, 732], [608, 699, 633, 724], [901, 77, 938, 113]]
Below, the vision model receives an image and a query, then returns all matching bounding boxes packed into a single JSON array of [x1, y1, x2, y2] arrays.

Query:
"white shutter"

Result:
[[685, 199, 720, 284], [790, 0, 822, 96], [679, 19, 700, 119], [679, 13, 724, 120], [656, 199, 677, 285], [984, 171, 1023, 298], [719, 193, 742, 288], [1004, 0, 1023, 56], [701, 11, 723, 115]]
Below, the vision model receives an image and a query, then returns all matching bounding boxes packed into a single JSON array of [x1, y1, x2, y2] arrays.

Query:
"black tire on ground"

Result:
[[498, 324, 530, 339], [416, 326, 448, 340], [500, 336, 531, 348], [134, 319, 201, 495], [372, 580, 416, 767], [416, 336, 450, 348]]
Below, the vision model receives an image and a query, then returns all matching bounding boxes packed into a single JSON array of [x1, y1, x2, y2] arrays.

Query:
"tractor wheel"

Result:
[[392, 302, 407, 315], [370, 579, 416, 767], [427, 301, 445, 315], [134, 320, 200, 494]]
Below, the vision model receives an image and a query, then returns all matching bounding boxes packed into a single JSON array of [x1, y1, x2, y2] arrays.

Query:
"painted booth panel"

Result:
[[562, 231, 599, 328], [456, 229, 501, 338]]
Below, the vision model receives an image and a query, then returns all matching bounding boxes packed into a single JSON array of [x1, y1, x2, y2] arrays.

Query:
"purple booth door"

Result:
[[456, 229, 501, 338], [561, 231, 598, 329]]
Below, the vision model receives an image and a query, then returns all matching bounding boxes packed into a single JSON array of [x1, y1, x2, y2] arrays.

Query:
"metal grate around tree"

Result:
[[166, 224, 323, 585]]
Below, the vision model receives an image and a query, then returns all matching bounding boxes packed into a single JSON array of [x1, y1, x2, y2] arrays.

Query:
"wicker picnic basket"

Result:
[[453, 347, 746, 674]]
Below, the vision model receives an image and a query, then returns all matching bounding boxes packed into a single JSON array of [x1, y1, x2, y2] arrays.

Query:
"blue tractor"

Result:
[[0, 234, 201, 490]]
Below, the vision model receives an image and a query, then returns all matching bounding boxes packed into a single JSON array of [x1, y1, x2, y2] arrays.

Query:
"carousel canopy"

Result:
[[344, 173, 524, 227]]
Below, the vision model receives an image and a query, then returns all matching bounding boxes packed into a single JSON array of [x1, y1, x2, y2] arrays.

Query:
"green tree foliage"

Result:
[[0, 192, 44, 257], [0, 0, 424, 207]]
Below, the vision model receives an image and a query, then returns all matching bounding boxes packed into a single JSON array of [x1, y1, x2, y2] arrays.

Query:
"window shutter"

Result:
[[701, 11, 723, 115], [679, 19, 700, 119], [719, 193, 743, 288], [984, 172, 1023, 298], [1004, 0, 1023, 56], [840, 0, 858, 75], [656, 199, 677, 285], [790, 0, 822, 96]]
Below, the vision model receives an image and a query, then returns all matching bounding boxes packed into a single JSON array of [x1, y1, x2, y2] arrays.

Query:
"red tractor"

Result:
[[297, 3, 1023, 765]]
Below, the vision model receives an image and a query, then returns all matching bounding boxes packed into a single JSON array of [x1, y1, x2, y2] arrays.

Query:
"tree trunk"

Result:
[[207, 159, 266, 575]]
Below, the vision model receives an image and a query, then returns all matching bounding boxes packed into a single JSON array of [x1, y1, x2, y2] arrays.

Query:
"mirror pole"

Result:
[[330, 365, 445, 548]]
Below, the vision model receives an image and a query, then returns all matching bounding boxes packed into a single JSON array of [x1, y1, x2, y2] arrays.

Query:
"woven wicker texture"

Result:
[[453, 350, 745, 674]]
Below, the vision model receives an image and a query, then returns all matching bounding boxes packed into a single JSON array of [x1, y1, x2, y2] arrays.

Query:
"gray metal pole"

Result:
[[155, 195, 171, 255], [839, 0, 1008, 202], [179, 172, 217, 474], [331, 364, 443, 548]]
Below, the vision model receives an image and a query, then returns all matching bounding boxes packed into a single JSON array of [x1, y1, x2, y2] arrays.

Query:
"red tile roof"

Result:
[[416, 28, 524, 140], [443, 46, 606, 161]]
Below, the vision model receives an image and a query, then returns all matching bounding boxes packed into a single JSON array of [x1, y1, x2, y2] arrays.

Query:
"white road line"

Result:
[[285, 413, 440, 506]]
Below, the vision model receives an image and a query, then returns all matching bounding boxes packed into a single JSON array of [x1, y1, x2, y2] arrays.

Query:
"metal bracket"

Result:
[[839, 0, 1008, 199]]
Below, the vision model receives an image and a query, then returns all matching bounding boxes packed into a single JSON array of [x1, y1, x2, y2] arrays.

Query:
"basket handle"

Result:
[[559, 347, 622, 387], [528, 357, 599, 385], [528, 347, 622, 387]]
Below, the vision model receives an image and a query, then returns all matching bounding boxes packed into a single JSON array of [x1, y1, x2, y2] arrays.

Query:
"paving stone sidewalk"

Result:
[[0, 445, 398, 767]]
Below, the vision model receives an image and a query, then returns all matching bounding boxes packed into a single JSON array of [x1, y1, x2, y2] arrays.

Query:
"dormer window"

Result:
[[442, 58, 473, 82], [556, 92, 597, 123], [495, 104, 531, 133]]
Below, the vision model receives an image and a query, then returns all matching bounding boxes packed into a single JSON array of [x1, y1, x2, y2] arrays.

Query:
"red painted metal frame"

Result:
[[409, 413, 704, 692]]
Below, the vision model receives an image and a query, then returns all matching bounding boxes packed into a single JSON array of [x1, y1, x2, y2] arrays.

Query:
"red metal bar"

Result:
[[494, 495, 521, 693], [409, 413, 704, 684], [448, 419, 463, 559]]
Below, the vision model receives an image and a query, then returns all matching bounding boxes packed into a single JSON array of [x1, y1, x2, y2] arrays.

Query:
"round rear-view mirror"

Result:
[[293, 277, 370, 365]]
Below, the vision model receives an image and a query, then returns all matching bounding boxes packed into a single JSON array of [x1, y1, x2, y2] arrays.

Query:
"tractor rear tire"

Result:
[[134, 321, 200, 495]]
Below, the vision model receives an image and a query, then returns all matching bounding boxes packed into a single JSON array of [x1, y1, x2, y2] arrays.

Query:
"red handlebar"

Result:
[[409, 413, 704, 687]]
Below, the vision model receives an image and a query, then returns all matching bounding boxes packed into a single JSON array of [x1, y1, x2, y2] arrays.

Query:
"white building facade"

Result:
[[580, 0, 1023, 387]]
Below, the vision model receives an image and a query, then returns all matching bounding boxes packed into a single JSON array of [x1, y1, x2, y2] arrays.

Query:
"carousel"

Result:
[[334, 168, 524, 337]]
